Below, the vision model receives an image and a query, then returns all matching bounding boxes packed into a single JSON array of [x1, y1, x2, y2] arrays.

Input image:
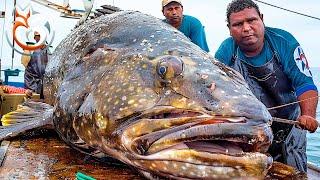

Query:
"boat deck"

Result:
[[0, 129, 318, 179], [0, 129, 142, 179], [308, 163, 320, 180]]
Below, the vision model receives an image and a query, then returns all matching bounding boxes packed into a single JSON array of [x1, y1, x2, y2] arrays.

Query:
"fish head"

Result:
[[109, 53, 274, 179], [80, 51, 273, 179], [48, 11, 273, 179]]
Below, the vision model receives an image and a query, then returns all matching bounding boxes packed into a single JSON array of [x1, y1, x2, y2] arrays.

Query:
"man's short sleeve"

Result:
[[180, 15, 209, 52], [214, 38, 234, 66], [269, 27, 318, 96], [189, 18, 209, 52], [283, 45, 317, 96]]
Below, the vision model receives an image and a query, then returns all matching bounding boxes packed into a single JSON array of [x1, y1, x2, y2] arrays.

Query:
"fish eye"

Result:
[[156, 56, 184, 80]]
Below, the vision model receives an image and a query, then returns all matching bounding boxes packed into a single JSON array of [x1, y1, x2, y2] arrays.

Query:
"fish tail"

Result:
[[0, 100, 53, 140]]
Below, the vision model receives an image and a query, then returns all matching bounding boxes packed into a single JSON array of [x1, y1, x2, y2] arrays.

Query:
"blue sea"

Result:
[[307, 67, 320, 166], [1, 66, 320, 167]]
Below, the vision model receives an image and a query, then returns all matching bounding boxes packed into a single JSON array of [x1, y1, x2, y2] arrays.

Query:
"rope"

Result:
[[268, 95, 320, 110], [253, 0, 320, 21]]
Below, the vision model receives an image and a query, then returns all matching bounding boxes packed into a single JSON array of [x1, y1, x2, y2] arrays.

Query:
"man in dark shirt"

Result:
[[162, 0, 209, 52], [22, 31, 48, 99], [215, 0, 318, 172]]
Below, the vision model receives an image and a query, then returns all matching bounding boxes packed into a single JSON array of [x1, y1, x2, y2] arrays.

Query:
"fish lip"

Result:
[[121, 108, 272, 156], [138, 107, 205, 119]]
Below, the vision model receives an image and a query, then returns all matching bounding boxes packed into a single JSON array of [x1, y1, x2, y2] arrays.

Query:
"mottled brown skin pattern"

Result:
[[44, 11, 273, 179]]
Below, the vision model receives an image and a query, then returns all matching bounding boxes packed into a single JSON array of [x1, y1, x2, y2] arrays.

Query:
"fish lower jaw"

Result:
[[125, 137, 271, 179], [133, 148, 272, 179]]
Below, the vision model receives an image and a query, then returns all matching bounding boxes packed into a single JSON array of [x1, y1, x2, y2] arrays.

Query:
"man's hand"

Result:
[[25, 89, 33, 98], [298, 115, 319, 133]]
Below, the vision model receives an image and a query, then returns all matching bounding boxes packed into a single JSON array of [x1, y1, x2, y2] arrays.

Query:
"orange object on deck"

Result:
[[1, 85, 28, 94]]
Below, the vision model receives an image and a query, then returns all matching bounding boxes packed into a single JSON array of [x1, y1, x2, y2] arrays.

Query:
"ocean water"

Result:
[[307, 67, 320, 166]]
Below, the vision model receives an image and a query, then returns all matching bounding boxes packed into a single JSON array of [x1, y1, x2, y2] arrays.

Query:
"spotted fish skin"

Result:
[[44, 11, 273, 179]]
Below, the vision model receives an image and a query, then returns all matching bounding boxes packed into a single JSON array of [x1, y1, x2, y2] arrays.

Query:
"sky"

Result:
[[0, 0, 320, 79]]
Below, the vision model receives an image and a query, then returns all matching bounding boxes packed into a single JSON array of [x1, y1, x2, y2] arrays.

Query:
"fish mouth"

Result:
[[120, 107, 273, 178], [125, 109, 271, 155]]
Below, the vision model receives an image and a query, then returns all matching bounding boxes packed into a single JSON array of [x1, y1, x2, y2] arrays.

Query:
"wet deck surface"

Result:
[[0, 129, 311, 179], [0, 129, 143, 179]]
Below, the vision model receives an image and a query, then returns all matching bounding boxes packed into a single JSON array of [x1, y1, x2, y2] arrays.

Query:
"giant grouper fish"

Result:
[[0, 10, 276, 179]]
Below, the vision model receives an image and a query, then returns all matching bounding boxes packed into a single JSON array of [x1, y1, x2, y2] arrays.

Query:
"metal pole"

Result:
[[11, 0, 17, 69], [0, 0, 7, 79]]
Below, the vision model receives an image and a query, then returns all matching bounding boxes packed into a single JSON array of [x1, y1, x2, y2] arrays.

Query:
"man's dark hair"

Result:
[[226, 0, 261, 24]]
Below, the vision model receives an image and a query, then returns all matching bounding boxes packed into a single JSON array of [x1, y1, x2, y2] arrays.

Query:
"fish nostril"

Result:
[[209, 82, 216, 91], [205, 82, 215, 91], [199, 74, 215, 91], [201, 74, 209, 80]]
